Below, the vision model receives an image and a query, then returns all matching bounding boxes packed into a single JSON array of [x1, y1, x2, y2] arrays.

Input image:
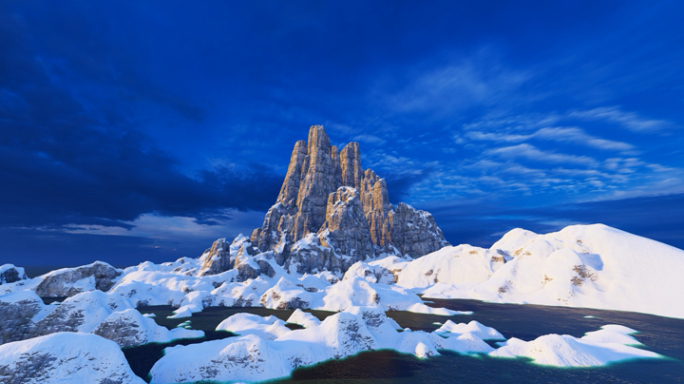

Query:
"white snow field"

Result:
[[400, 224, 684, 319], [0, 332, 145, 384]]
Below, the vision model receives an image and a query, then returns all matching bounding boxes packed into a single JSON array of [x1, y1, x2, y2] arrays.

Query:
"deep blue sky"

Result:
[[2, 1, 683, 266]]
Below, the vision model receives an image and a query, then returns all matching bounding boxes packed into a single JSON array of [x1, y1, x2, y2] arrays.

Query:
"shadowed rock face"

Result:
[[202, 125, 449, 275]]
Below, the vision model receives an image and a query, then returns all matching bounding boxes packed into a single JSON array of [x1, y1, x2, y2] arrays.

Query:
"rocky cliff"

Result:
[[201, 125, 449, 276]]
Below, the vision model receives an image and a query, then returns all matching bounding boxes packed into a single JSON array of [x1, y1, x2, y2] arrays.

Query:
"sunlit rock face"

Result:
[[201, 125, 449, 276]]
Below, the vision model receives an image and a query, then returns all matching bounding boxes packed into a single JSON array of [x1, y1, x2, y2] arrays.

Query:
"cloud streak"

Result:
[[569, 107, 675, 133], [486, 143, 598, 167]]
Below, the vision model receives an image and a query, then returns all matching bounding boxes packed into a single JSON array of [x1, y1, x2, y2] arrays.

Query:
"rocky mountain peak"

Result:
[[202, 125, 449, 276]]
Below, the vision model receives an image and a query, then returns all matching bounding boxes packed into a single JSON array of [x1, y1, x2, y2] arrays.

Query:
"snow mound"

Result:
[[343, 261, 397, 284], [0, 332, 145, 384], [490, 324, 660, 366], [286, 309, 321, 328], [436, 320, 505, 340], [216, 313, 290, 340]]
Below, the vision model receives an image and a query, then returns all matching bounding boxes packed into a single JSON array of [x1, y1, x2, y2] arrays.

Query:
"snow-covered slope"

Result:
[[400, 224, 684, 318], [0, 332, 145, 384]]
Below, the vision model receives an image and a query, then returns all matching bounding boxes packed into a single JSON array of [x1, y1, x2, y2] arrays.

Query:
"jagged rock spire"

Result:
[[202, 125, 450, 276]]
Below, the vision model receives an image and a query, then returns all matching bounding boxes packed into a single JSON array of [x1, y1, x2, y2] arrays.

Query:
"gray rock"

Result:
[[283, 234, 342, 275], [34, 261, 122, 298], [389, 203, 450, 257], [319, 187, 374, 261]]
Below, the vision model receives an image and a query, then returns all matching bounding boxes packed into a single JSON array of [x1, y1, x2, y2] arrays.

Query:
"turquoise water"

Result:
[[128, 300, 684, 383]]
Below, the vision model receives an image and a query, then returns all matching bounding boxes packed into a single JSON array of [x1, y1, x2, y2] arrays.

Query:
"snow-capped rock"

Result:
[[0, 332, 145, 384], [211, 278, 272, 307], [260, 277, 313, 310], [343, 260, 397, 284], [490, 324, 660, 366], [93, 308, 203, 347], [0, 264, 27, 285], [33, 261, 122, 298], [32, 290, 134, 336]]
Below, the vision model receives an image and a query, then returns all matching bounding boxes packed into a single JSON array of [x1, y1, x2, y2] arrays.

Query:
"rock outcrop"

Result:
[[0, 264, 27, 285], [200, 125, 449, 276], [34, 261, 122, 298]]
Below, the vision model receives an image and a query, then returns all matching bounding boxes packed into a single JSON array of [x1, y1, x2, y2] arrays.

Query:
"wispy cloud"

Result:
[[378, 51, 532, 116], [569, 106, 674, 133], [464, 126, 634, 152], [352, 134, 386, 145]]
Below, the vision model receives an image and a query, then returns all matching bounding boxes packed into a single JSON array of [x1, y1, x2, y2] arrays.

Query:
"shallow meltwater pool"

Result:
[[127, 300, 684, 383]]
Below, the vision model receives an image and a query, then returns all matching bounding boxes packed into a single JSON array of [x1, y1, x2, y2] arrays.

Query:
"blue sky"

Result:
[[2, 1, 683, 266]]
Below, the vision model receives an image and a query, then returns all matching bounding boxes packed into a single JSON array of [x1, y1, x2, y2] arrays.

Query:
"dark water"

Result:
[[127, 300, 684, 383]]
